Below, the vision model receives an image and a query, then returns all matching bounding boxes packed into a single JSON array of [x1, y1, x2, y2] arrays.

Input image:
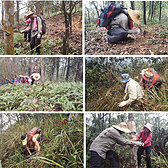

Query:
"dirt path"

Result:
[[85, 24, 168, 55], [44, 12, 82, 54]]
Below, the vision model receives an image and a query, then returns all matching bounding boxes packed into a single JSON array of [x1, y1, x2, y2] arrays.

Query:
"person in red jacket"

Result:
[[136, 123, 153, 168]]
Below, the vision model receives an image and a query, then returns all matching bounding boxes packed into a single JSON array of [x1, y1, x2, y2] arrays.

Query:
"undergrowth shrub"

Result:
[[0, 82, 83, 111], [0, 114, 83, 168]]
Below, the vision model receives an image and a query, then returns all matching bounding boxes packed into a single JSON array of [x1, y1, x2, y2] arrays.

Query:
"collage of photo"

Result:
[[0, 1, 168, 168]]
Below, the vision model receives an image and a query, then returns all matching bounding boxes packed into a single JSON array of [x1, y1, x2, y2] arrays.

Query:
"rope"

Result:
[[24, 18, 82, 55]]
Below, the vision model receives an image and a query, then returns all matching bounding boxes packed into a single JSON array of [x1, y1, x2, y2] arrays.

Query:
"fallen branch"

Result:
[[0, 74, 16, 86]]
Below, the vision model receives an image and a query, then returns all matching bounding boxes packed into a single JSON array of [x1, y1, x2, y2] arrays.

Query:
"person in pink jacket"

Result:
[[136, 123, 153, 168]]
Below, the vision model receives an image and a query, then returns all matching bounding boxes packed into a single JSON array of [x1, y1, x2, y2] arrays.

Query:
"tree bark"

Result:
[[4, 1, 15, 55], [128, 113, 138, 168]]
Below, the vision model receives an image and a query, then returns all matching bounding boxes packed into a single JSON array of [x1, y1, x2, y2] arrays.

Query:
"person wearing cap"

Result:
[[110, 7, 141, 34], [20, 11, 42, 54], [119, 74, 144, 107], [137, 123, 153, 168], [89, 122, 143, 168]]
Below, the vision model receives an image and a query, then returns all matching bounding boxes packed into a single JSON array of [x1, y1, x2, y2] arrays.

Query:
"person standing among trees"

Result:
[[89, 122, 143, 168], [119, 74, 144, 107], [21, 11, 42, 54], [136, 123, 153, 168], [23, 15, 31, 44]]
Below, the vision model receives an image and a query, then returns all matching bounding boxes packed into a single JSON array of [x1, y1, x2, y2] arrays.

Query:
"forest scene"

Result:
[[0, 57, 83, 111], [86, 113, 168, 168], [0, 1, 82, 55], [86, 57, 168, 111], [85, 1, 168, 55], [0, 113, 84, 168]]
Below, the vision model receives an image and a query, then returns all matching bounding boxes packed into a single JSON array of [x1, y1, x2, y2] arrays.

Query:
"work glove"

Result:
[[37, 33, 41, 39], [142, 142, 145, 146], [123, 94, 127, 100], [20, 30, 24, 34], [134, 141, 143, 146], [118, 101, 127, 107]]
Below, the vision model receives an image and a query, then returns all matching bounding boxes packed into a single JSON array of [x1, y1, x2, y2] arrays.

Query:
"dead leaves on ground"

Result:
[[85, 24, 168, 55]]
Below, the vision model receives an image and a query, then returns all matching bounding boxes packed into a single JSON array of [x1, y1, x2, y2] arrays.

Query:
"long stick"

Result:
[[0, 74, 16, 86]]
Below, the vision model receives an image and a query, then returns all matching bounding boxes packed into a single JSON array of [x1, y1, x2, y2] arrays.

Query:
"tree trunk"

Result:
[[66, 57, 70, 82], [2, 0, 4, 26], [128, 113, 138, 168], [4, 1, 14, 55], [36, 1, 39, 16], [85, 7, 91, 26], [143, 1, 146, 25], [148, 1, 151, 21], [62, 1, 69, 55], [159, 1, 162, 21], [151, 1, 154, 21], [91, 2, 99, 18], [130, 1, 135, 10], [16, 1, 19, 30], [40, 57, 44, 89], [56, 57, 60, 81], [75, 58, 80, 82]]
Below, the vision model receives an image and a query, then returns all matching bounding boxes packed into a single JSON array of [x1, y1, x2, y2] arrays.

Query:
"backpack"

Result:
[[97, 2, 126, 28], [36, 16, 46, 35], [107, 27, 128, 44], [144, 68, 163, 86], [27, 127, 41, 140]]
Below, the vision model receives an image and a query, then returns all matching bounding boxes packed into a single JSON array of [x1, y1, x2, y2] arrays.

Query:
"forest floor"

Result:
[[0, 12, 82, 55], [85, 23, 168, 55]]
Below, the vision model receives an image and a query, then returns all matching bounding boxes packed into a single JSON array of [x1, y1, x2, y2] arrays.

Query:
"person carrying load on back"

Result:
[[21, 127, 43, 157], [98, 2, 141, 44], [21, 11, 43, 54], [23, 15, 31, 44], [89, 122, 143, 168], [119, 74, 144, 107], [136, 123, 153, 168], [140, 68, 163, 91]]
